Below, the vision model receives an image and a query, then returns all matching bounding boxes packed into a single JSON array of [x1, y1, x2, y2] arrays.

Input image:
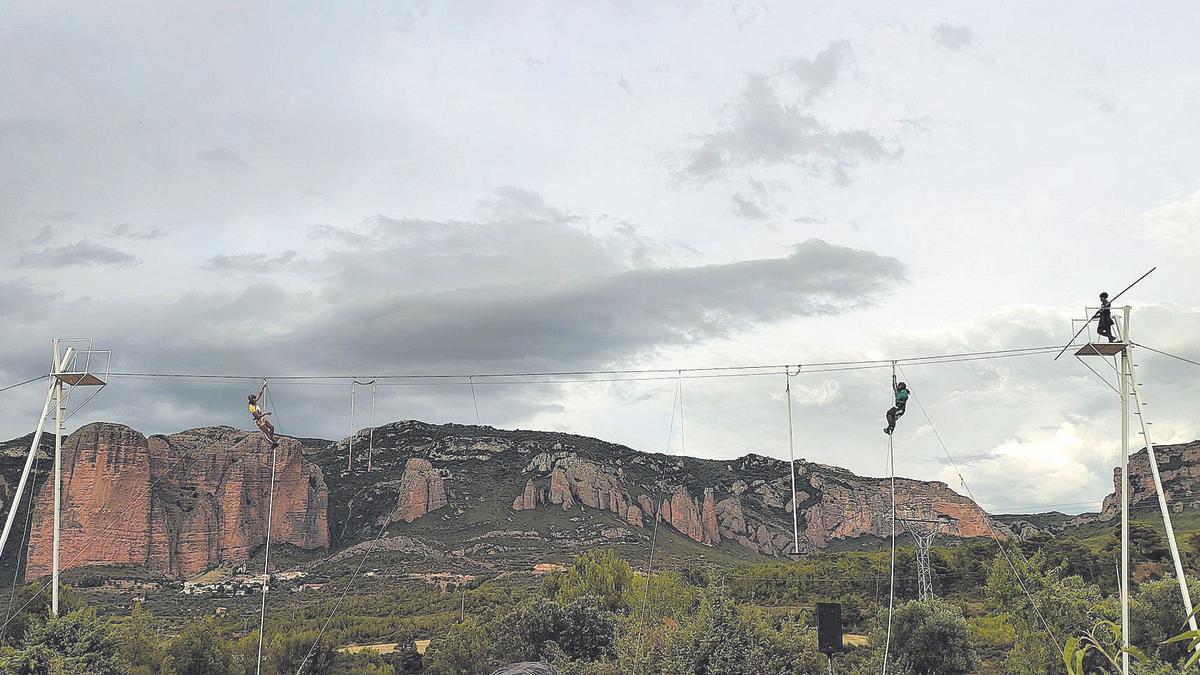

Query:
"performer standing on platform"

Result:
[[1095, 292, 1118, 343]]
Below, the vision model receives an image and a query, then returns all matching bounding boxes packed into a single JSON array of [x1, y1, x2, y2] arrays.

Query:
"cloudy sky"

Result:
[[2, 1, 1199, 514]]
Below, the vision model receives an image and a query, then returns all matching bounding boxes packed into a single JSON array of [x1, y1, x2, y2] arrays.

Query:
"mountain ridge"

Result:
[[12, 419, 1176, 582]]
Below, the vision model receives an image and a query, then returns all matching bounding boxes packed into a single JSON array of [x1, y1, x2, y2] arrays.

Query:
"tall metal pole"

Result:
[[785, 368, 800, 555], [52, 339, 63, 617], [1119, 306, 1131, 675], [1127, 348, 1199, 636], [0, 346, 74, 558]]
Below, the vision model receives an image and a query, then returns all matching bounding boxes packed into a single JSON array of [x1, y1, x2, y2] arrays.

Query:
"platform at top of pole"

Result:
[[54, 372, 106, 386], [51, 341, 110, 387], [1074, 342, 1128, 357]]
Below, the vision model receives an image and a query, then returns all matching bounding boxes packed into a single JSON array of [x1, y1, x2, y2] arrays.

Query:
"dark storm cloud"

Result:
[[16, 239, 139, 267], [683, 70, 900, 185], [287, 239, 905, 369], [931, 22, 973, 50]]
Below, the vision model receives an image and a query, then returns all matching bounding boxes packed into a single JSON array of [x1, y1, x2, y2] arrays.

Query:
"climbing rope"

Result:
[[882, 363, 897, 675], [368, 382, 377, 471], [347, 382, 356, 472], [468, 375, 481, 425], [785, 367, 801, 555], [896, 365, 1062, 656], [256, 381, 282, 675], [637, 377, 683, 670]]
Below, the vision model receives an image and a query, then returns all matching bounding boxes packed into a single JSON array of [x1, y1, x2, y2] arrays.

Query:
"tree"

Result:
[[492, 596, 615, 664], [162, 617, 234, 675], [424, 618, 496, 675], [886, 599, 976, 675], [986, 551, 1104, 674], [646, 589, 824, 674], [116, 603, 165, 675], [544, 549, 634, 612], [0, 607, 119, 674]]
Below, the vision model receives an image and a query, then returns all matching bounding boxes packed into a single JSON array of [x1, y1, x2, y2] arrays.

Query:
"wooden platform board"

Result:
[[54, 373, 106, 386], [1075, 343, 1127, 357]]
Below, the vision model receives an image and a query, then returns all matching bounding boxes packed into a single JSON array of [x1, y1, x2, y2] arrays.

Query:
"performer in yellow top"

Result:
[[248, 382, 279, 448]]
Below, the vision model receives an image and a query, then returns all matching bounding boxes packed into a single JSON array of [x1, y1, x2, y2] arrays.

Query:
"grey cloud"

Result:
[[730, 179, 777, 219], [477, 185, 578, 224], [196, 147, 250, 169], [287, 239, 905, 369], [731, 193, 768, 219], [0, 279, 59, 318], [107, 222, 167, 240], [683, 74, 900, 184], [785, 40, 852, 101], [617, 77, 634, 96], [203, 250, 299, 272], [16, 239, 138, 267], [931, 22, 973, 50]]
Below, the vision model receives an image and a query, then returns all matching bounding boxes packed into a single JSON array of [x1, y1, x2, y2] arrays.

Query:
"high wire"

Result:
[[97, 344, 1068, 384]]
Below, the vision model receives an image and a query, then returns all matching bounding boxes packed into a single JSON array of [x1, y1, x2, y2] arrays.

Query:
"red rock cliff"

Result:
[[25, 423, 328, 580]]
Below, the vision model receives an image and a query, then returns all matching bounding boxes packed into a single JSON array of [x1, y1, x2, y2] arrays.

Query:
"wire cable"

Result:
[[897, 365, 1063, 656], [637, 378, 682, 670], [882, 363, 897, 675], [100, 344, 1072, 384], [256, 383, 282, 675], [0, 375, 49, 395], [1132, 342, 1200, 369]]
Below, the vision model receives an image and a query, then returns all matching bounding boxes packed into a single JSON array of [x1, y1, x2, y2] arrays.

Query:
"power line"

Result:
[[0, 375, 48, 394], [1133, 342, 1200, 369], [100, 344, 1070, 385]]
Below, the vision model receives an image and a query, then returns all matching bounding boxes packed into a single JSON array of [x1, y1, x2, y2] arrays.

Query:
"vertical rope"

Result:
[[786, 367, 801, 555], [368, 382, 376, 472], [468, 376, 481, 425], [257, 382, 282, 675], [677, 371, 685, 455], [882, 363, 897, 675], [637, 379, 681, 670], [347, 382, 356, 472]]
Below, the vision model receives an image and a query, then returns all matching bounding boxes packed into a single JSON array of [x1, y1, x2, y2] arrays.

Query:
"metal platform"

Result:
[[1075, 342, 1128, 357], [54, 373, 106, 386]]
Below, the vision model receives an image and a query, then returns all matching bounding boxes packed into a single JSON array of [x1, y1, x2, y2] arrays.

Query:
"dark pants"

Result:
[[886, 403, 906, 431], [1097, 319, 1117, 342]]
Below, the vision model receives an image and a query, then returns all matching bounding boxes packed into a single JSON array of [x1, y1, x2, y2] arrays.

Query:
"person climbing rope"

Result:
[[1094, 292, 1118, 343], [248, 383, 279, 448], [884, 375, 910, 435]]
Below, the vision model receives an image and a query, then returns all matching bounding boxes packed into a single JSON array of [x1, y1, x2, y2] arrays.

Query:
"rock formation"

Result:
[[1101, 441, 1200, 519], [394, 458, 449, 523], [25, 423, 328, 580]]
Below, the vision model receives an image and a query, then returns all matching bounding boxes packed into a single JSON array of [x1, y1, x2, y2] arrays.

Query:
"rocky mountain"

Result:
[[1101, 441, 1200, 519], [7, 420, 1003, 581], [24, 423, 328, 580]]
